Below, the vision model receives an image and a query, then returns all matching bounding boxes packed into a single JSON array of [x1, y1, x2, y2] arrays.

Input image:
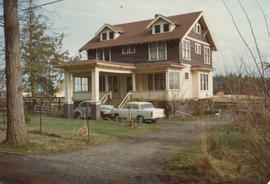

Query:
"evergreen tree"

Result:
[[21, 0, 68, 100]]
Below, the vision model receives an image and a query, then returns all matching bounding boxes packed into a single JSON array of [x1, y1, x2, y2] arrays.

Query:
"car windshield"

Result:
[[143, 104, 154, 109]]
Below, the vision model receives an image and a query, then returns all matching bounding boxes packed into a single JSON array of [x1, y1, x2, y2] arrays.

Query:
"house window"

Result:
[[122, 45, 136, 54], [102, 33, 107, 40], [163, 24, 169, 32], [204, 46, 211, 64], [193, 23, 201, 34], [99, 76, 106, 92], [74, 77, 88, 92], [182, 40, 191, 60], [185, 72, 189, 79], [97, 48, 104, 60], [155, 25, 160, 33], [148, 73, 165, 90], [149, 41, 167, 61], [200, 74, 208, 90], [154, 73, 165, 90], [169, 72, 179, 89], [195, 43, 201, 55], [109, 32, 114, 39]]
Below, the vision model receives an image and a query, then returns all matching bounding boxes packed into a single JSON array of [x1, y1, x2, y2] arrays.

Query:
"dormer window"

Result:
[[109, 32, 114, 39], [193, 23, 201, 34], [163, 24, 169, 32], [155, 25, 161, 34], [102, 33, 107, 40]]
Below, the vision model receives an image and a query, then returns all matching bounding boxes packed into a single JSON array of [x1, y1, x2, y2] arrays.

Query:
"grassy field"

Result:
[[159, 124, 269, 184], [0, 114, 156, 155]]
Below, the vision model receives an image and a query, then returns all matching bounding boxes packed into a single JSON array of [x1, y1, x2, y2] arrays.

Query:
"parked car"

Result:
[[73, 101, 114, 119], [112, 102, 165, 123]]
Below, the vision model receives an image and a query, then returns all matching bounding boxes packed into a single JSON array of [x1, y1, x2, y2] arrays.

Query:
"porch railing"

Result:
[[118, 92, 131, 109], [100, 91, 112, 104]]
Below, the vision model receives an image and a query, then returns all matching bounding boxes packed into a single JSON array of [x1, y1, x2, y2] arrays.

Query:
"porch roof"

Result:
[[58, 60, 185, 72]]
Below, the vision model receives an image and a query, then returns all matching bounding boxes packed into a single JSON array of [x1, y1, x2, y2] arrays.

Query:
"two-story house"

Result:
[[59, 11, 217, 119]]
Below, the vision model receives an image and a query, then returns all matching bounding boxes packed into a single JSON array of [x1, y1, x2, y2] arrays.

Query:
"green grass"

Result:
[[0, 114, 156, 155], [160, 125, 269, 184]]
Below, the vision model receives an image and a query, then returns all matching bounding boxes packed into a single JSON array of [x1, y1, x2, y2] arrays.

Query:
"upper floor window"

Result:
[[200, 74, 208, 90], [149, 41, 166, 61], [163, 24, 169, 32], [74, 77, 88, 92], [102, 33, 107, 40], [155, 25, 161, 34], [122, 45, 136, 54], [109, 32, 114, 39], [195, 43, 201, 55], [182, 40, 191, 60], [193, 23, 201, 34], [97, 48, 104, 60], [204, 46, 211, 64]]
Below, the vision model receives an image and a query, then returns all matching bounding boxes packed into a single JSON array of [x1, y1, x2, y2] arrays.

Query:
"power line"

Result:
[[0, 0, 64, 27]]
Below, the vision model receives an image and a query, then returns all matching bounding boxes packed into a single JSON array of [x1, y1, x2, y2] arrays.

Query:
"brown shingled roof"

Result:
[[79, 11, 202, 51]]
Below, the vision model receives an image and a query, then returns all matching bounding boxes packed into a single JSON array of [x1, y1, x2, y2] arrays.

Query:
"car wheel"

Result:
[[152, 119, 157, 123], [137, 116, 144, 123], [114, 114, 120, 121], [101, 112, 105, 119], [73, 112, 81, 119]]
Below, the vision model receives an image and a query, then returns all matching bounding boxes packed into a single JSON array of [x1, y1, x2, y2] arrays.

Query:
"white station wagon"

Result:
[[112, 102, 165, 123]]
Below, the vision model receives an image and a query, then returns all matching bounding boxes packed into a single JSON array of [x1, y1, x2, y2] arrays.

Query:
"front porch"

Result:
[[60, 60, 191, 119]]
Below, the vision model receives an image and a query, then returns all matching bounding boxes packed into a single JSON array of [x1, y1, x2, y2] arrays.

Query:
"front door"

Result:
[[127, 76, 132, 93], [108, 76, 120, 98]]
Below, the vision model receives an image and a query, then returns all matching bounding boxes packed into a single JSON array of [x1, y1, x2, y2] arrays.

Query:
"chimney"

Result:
[[155, 14, 162, 18]]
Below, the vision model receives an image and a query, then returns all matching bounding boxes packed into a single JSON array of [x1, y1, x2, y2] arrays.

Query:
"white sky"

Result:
[[45, 0, 270, 75]]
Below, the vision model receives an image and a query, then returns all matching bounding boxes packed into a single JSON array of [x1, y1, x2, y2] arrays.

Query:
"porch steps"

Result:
[[106, 99, 123, 108]]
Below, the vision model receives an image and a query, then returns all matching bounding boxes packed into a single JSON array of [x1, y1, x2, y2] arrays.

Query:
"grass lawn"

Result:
[[159, 124, 269, 184], [0, 114, 157, 155]]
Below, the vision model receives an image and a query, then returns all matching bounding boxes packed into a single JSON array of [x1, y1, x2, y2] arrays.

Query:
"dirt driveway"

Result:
[[0, 118, 226, 184]]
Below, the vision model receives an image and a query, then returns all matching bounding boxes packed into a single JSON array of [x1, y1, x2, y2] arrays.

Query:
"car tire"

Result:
[[101, 112, 105, 119], [73, 112, 81, 119], [137, 116, 144, 123], [152, 119, 157, 123], [114, 114, 120, 121]]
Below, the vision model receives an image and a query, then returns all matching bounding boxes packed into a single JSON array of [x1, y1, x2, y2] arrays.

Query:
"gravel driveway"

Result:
[[0, 118, 227, 184]]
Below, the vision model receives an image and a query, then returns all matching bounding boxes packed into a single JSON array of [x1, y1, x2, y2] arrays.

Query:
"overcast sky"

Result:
[[45, 0, 270, 75]]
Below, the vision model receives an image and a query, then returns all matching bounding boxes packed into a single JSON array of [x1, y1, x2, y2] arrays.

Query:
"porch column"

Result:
[[105, 75, 109, 92], [64, 72, 73, 118], [91, 68, 100, 120], [165, 70, 169, 90], [132, 72, 136, 91]]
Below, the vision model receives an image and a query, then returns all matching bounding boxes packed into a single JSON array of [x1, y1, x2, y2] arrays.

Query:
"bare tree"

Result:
[[4, 0, 26, 145]]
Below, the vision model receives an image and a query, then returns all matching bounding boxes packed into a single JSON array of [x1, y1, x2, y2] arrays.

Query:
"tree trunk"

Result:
[[4, 0, 26, 145]]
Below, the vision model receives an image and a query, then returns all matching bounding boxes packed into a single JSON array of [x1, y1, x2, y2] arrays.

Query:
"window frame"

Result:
[[204, 46, 211, 64], [193, 23, 201, 35], [195, 43, 201, 55], [155, 24, 161, 34], [169, 72, 180, 89], [200, 73, 209, 91], [149, 41, 167, 61], [109, 31, 114, 40], [182, 40, 191, 61], [74, 76, 89, 92], [102, 32, 107, 40], [122, 45, 136, 55], [163, 24, 169, 32], [185, 72, 189, 80]]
